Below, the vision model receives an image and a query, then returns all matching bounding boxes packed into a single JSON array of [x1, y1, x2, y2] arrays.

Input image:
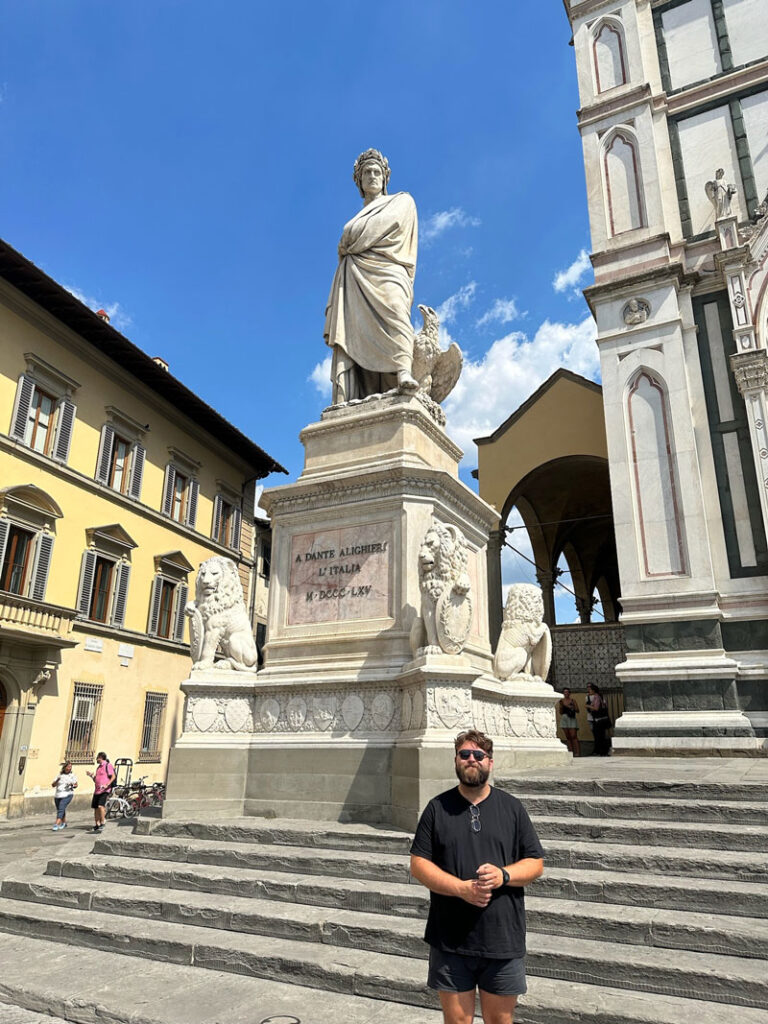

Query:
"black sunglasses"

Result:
[[458, 749, 488, 762]]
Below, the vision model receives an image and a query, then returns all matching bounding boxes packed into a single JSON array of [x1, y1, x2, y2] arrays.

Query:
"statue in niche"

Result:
[[705, 168, 737, 220], [324, 148, 421, 403], [493, 584, 552, 683], [186, 557, 259, 671], [411, 517, 472, 656], [623, 297, 650, 325]]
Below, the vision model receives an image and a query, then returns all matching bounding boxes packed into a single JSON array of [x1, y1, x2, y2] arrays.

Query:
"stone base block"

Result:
[[165, 657, 568, 827], [613, 710, 768, 757]]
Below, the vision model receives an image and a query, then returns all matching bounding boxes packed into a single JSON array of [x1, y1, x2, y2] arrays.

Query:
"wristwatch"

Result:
[[500, 867, 510, 887]]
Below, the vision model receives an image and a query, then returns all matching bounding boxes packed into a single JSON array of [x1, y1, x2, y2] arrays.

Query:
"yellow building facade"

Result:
[[0, 238, 283, 817]]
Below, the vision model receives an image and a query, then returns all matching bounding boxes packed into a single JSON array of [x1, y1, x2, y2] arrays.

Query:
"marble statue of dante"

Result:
[[324, 149, 420, 403]]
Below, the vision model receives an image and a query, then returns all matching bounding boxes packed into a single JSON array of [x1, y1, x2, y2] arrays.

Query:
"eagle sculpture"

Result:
[[412, 304, 463, 405]]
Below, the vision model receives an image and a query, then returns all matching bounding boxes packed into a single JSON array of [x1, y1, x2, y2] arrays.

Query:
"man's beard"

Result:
[[455, 760, 490, 788]]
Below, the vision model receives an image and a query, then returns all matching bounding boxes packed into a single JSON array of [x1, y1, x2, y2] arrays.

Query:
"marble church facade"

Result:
[[564, 0, 768, 752]]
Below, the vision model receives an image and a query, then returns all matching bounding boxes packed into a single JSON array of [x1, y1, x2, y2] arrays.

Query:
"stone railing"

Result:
[[0, 590, 77, 640]]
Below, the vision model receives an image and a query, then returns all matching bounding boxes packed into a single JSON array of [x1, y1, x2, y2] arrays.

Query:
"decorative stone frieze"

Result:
[[732, 351, 768, 394]]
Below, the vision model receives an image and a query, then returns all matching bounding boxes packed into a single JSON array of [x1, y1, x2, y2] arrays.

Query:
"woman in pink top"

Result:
[[86, 751, 115, 833]]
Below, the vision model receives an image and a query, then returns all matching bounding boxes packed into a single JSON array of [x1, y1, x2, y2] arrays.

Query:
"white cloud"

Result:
[[65, 285, 133, 332], [552, 248, 591, 294], [437, 281, 477, 325], [421, 208, 481, 244], [309, 354, 332, 398], [443, 315, 599, 462], [476, 298, 520, 328]]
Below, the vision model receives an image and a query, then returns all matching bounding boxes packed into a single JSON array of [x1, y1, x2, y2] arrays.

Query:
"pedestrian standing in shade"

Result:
[[557, 688, 581, 757], [86, 751, 115, 832], [51, 761, 77, 830], [410, 730, 544, 1024], [586, 683, 612, 756]]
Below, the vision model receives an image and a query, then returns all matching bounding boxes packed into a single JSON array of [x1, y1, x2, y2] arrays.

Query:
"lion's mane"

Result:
[[196, 557, 244, 622], [502, 583, 544, 627]]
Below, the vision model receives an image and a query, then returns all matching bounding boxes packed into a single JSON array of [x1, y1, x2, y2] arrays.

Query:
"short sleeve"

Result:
[[517, 803, 545, 861], [410, 800, 436, 860]]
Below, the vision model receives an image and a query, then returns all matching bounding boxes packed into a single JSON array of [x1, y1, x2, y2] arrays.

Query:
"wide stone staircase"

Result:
[[0, 772, 767, 1024]]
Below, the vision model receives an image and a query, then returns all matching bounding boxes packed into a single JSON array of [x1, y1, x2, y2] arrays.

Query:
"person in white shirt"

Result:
[[52, 762, 77, 830]]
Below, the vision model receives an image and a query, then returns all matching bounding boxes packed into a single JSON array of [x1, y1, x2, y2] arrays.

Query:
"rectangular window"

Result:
[[157, 579, 176, 639], [26, 388, 56, 455], [65, 682, 103, 763], [108, 435, 131, 494], [89, 557, 114, 623], [215, 500, 233, 546], [139, 691, 168, 762], [1, 525, 35, 595], [171, 472, 188, 523]]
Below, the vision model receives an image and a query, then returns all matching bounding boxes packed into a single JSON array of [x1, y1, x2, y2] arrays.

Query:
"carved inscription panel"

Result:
[[287, 522, 393, 626]]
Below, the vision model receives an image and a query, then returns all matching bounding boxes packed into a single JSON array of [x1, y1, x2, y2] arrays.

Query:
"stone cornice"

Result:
[[584, 261, 697, 312], [261, 466, 499, 534], [304, 395, 463, 463], [577, 84, 653, 129], [666, 59, 768, 118]]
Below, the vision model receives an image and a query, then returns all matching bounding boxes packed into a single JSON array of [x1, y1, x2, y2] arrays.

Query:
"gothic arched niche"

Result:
[[593, 20, 627, 93], [603, 130, 646, 236], [626, 371, 687, 577]]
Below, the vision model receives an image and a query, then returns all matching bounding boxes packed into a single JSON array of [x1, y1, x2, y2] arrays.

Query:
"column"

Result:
[[536, 569, 557, 627], [487, 529, 504, 648]]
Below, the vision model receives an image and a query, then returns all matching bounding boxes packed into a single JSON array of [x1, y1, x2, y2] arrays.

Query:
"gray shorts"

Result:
[[427, 946, 527, 996]]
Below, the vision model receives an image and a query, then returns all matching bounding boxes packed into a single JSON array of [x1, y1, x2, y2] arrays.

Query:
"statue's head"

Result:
[[353, 148, 391, 198]]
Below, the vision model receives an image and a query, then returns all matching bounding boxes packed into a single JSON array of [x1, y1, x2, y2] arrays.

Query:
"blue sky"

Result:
[[1, 1, 599, 617]]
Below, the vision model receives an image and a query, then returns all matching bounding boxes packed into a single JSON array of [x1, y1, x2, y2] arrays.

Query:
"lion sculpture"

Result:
[[186, 556, 259, 671], [493, 583, 551, 682], [411, 517, 472, 656]]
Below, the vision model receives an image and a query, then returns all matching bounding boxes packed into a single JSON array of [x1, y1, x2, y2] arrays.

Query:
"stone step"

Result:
[[91, 830, 768, 885], [8, 872, 768, 961], [541, 864, 768, 919], [0, 933, 446, 1024], [532, 814, 768, 852], [499, 776, 768, 803], [140, 816, 413, 855], [544, 837, 768, 882], [2, 933, 768, 1024], [520, 792, 768, 825], [44, 851, 768, 922], [90, 833, 414, 883], [47, 854, 429, 917], [0, 896, 764, 1009]]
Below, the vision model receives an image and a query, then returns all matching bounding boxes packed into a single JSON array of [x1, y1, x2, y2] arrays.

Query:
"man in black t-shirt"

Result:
[[410, 730, 544, 1024]]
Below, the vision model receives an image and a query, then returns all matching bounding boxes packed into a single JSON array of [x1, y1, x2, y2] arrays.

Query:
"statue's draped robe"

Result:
[[324, 192, 418, 402]]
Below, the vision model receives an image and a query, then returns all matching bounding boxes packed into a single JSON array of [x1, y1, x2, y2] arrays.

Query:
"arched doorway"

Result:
[[0, 681, 6, 742]]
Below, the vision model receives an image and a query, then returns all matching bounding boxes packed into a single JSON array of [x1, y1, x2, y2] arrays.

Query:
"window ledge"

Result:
[[73, 617, 190, 655]]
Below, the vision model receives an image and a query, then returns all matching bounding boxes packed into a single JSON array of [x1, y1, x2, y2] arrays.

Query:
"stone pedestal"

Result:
[[165, 394, 568, 828]]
